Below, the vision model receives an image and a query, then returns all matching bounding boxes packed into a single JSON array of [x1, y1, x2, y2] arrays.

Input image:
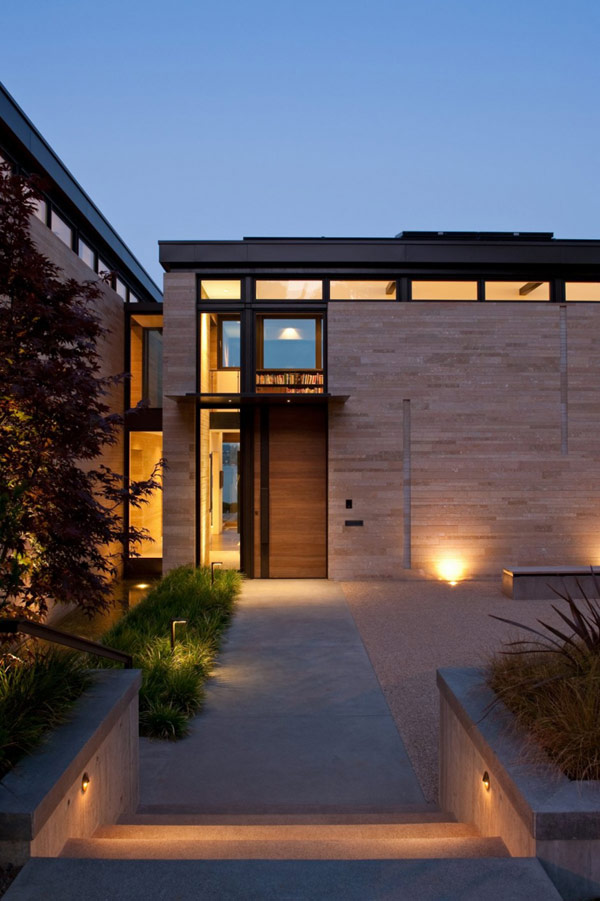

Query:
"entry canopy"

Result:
[[168, 392, 349, 407]]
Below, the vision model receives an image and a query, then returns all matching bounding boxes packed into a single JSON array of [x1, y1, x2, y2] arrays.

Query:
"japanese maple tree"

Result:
[[0, 163, 161, 621]]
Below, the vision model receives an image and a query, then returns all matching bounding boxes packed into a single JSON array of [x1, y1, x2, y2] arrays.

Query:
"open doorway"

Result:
[[209, 426, 240, 570]]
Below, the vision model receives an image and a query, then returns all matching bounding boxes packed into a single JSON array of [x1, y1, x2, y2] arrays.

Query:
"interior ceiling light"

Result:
[[278, 327, 302, 340], [519, 281, 543, 296]]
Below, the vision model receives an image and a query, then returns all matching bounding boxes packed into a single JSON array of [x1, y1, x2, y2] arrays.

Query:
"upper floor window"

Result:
[[256, 316, 323, 392], [130, 314, 163, 407], [200, 279, 241, 300], [50, 209, 73, 248], [330, 280, 396, 300], [412, 280, 478, 300], [485, 281, 550, 301], [199, 313, 241, 393], [32, 197, 47, 224], [97, 257, 111, 276], [255, 280, 322, 300], [78, 237, 95, 269], [115, 277, 127, 301], [565, 282, 600, 301]]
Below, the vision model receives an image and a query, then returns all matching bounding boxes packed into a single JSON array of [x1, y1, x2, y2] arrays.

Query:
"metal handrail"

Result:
[[0, 617, 133, 668]]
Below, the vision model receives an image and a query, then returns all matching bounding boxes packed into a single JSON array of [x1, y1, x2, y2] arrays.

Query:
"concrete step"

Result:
[[5, 858, 563, 900], [119, 810, 453, 826], [95, 821, 480, 841], [61, 832, 509, 860]]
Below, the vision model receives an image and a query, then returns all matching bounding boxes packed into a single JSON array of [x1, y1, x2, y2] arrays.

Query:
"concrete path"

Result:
[[138, 580, 428, 814]]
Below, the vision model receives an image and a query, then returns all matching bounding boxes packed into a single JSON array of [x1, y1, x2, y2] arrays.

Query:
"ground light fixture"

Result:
[[81, 772, 90, 793], [482, 771, 491, 792], [437, 558, 465, 586], [170, 619, 188, 650], [211, 561, 223, 584]]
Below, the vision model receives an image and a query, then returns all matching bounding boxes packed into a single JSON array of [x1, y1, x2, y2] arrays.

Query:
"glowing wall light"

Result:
[[437, 558, 465, 586]]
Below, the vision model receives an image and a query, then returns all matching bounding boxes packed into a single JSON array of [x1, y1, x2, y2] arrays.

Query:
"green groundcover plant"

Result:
[[488, 580, 600, 781], [0, 650, 92, 780], [100, 565, 242, 740]]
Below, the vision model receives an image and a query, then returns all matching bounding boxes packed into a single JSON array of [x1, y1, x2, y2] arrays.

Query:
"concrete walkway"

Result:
[[139, 580, 428, 814]]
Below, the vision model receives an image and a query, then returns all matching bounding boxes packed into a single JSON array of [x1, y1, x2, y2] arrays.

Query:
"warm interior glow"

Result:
[[437, 558, 465, 585], [278, 327, 302, 340], [256, 280, 322, 300], [485, 281, 549, 301], [411, 280, 478, 300], [129, 432, 163, 557], [200, 279, 241, 299]]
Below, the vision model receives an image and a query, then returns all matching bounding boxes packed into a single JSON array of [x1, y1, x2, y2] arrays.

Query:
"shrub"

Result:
[[488, 579, 600, 780], [100, 565, 241, 739]]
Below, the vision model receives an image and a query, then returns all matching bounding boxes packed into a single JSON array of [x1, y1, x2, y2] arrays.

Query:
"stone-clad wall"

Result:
[[162, 272, 197, 572], [328, 301, 600, 580]]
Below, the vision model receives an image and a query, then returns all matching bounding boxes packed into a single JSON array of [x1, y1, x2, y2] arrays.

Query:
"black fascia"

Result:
[[159, 237, 600, 273], [0, 82, 162, 305]]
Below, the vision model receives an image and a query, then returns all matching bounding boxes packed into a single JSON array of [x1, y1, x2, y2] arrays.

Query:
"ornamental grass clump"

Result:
[[0, 650, 92, 779], [100, 565, 241, 740], [488, 579, 600, 780]]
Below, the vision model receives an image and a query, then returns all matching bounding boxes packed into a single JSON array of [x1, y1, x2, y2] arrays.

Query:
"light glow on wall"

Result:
[[437, 557, 465, 585]]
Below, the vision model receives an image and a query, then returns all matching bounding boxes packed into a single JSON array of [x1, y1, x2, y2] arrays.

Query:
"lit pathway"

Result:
[[138, 580, 429, 814]]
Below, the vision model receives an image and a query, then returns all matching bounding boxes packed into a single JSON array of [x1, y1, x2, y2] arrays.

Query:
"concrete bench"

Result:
[[502, 566, 600, 600]]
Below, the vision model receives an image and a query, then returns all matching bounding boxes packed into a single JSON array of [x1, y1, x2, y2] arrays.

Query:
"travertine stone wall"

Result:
[[162, 272, 197, 571], [328, 301, 600, 580], [29, 216, 125, 583]]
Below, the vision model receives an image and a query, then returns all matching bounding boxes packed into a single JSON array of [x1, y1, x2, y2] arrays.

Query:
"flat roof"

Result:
[[159, 234, 600, 271], [0, 82, 162, 304]]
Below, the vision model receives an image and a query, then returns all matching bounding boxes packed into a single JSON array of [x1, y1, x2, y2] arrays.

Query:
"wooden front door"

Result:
[[261, 405, 327, 578]]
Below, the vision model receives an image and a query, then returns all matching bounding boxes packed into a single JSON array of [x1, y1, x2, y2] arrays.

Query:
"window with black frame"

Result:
[[256, 316, 324, 393]]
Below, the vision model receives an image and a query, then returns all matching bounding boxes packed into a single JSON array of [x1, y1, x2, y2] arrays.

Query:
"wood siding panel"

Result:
[[268, 406, 327, 578]]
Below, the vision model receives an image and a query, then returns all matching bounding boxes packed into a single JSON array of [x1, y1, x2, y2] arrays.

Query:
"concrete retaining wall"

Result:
[[438, 666, 600, 900], [0, 669, 141, 865]]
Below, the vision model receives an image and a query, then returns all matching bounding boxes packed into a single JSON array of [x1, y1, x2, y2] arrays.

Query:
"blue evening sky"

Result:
[[3, 0, 599, 287]]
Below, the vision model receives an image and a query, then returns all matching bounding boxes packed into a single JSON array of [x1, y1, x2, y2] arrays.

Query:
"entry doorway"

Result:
[[209, 427, 240, 571]]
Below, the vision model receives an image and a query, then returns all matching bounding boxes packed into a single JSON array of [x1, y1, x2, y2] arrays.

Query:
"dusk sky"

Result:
[[3, 0, 599, 287]]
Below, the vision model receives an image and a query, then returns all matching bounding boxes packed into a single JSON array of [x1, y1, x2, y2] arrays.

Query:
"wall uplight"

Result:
[[437, 558, 465, 586], [135, 583, 150, 590], [482, 771, 491, 792], [81, 772, 90, 793]]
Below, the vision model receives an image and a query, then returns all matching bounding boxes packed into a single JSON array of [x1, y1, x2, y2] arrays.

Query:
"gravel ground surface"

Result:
[[343, 580, 564, 804]]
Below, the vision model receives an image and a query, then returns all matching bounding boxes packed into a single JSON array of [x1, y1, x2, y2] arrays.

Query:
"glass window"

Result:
[[50, 209, 73, 248], [255, 280, 322, 300], [115, 277, 127, 300], [485, 281, 549, 300], [330, 280, 396, 300], [129, 431, 163, 558], [32, 197, 47, 224], [220, 320, 241, 368], [78, 237, 95, 269], [129, 292, 139, 304], [200, 314, 241, 393], [97, 258, 111, 275], [200, 279, 241, 300], [565, 282, 600, 301], [130, 314, 163, 407], [412, 280, 478, 300], [261, 318, 320, 369]]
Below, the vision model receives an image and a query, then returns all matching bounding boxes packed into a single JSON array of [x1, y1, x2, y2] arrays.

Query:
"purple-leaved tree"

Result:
[[0, 163, 161, 622]]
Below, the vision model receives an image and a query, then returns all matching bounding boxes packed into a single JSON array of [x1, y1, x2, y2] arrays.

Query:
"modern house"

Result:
[[4, 81, 600, 585], [159, 235, 600, 581]]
